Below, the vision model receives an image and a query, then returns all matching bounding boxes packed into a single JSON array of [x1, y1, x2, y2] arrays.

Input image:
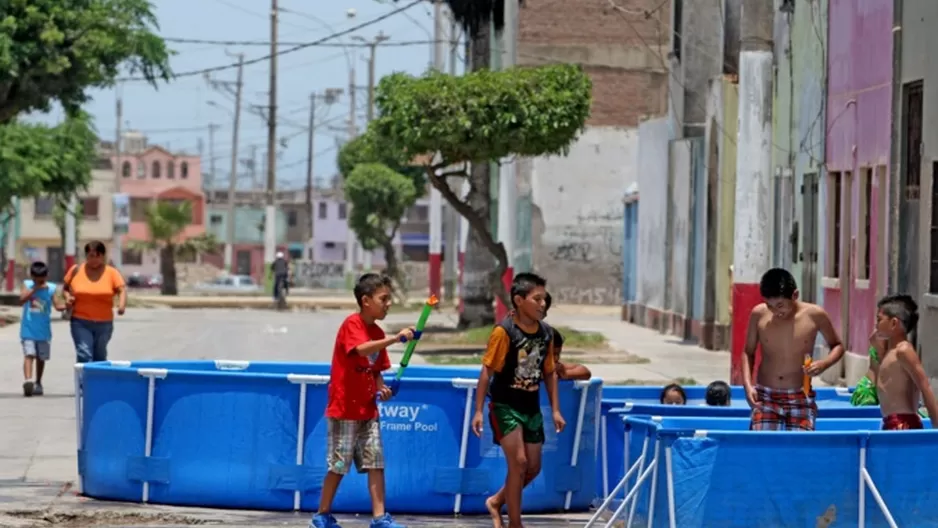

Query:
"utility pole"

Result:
[[353, 32, 390, 273], [344, 66, 358, 283], [264, 0, 279, 286], [357, 32, 389, 122], [428, 0, 445, 299], [112, 93, 124, 268], [730, 0, 774, 385], [305, 93, 316, 254], [443, 11, 459, 303], [207, 123, 218, 202], [248, 146, 258, 191], [494, 0, 518, 321], [306, 88, 342, 263], [224, 54, 244, 273]]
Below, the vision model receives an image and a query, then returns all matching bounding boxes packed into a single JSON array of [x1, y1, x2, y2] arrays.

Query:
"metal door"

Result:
[[236, 250, 252, 276], [800, 173, 819, 303]]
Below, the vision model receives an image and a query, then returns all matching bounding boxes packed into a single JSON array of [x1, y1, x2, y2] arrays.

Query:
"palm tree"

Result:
[[129, 200, 220, 295]]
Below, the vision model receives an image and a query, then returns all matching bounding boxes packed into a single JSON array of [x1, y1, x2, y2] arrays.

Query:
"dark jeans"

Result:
[[273, 274, 289, 301], [70, 317, 114, 363]]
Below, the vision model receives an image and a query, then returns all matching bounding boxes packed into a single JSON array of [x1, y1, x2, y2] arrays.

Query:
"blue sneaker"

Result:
[[310, 512, 341, 528], [370, 513, 405, 528]]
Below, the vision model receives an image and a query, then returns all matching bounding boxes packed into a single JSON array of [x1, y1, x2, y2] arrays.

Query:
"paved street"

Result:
[[0, 307, 727, 527]]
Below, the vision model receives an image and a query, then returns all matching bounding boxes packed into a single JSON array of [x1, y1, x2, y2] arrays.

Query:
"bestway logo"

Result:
[[379, 404, 424, 422]]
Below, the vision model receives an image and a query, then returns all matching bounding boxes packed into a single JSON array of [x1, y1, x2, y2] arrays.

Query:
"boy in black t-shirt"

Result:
[[472, 272, 565, 528]]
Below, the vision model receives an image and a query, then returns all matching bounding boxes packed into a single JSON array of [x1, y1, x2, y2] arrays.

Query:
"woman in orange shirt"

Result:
[[63, 241, 127, 363]]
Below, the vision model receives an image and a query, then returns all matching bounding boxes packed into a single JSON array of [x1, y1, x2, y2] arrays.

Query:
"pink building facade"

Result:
[[823, 0, 893, 376], [114, 144, 206, 276]]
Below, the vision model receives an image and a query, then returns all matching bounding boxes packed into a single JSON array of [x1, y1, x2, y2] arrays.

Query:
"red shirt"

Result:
[[326, 313, 391, 420]]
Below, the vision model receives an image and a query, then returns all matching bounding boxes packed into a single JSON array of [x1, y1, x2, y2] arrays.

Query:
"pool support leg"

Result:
[[295, 382, 309, 511], [287, 374, 331, 511], [453, 383, 475, 515], [600, 415, 609, 499], [622, 418, 630, 500], [605, 445, 657, 528], [138, 368, 168, 504], [859, 445, 866, 528], [73, 364, 84, 494], [859, 443, 899, 528], [583, 435, 649, 528], [626, 425, 653, 527], [645, 439, 661, 528], [565, 381, 590, 510], [665, 445, 676, 528]]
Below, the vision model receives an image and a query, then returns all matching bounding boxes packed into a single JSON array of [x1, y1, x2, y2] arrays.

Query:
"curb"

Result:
[[132, 297, 359, 311]]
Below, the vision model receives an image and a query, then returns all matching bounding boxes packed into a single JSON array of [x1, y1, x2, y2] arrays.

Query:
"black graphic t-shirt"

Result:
[[482, 316, 557, 414]]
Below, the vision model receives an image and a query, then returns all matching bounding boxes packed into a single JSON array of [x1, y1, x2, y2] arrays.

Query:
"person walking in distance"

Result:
[[271, 251, 289, 302], [62, 241, 127, 363], [19, 261, 66, 396]]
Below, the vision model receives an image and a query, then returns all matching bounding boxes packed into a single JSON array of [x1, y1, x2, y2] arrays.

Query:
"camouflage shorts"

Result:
[[326, 418, 384, 475]]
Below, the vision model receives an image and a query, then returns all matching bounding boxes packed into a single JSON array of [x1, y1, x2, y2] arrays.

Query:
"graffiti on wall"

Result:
[[293, 260, 344, 288], [540, 222, 625, 306]]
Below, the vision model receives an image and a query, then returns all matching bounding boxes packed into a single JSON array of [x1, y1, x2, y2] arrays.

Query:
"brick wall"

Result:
[[518, 0, 671, 126]]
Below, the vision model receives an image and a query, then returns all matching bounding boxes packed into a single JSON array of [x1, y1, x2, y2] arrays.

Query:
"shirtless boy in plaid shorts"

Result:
[[311, 274, 414, 528], [742, 268, 844, 431]]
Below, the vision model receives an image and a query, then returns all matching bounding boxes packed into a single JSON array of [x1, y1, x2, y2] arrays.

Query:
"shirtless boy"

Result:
[[873, 294, 938, 430], [742, 268, 844, 431]]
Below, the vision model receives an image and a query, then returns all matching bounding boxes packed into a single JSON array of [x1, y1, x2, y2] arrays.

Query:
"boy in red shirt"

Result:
[[311, 274, 414, 528]]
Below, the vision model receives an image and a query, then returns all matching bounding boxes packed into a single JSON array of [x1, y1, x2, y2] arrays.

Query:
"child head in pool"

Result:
[[660, 383, 687, 405], [705, 380, 731, 406]]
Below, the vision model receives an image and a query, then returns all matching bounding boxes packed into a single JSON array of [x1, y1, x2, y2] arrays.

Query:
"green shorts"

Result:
[[488, 402, 544, 445]]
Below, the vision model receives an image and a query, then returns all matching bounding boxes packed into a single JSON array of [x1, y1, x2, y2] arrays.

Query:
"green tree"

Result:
[[128, 201, 220, 296], [0, 112, 97, 211], [344, 162, 418, 295], [371, 65, 591, 325], [338, 132, 425, 296], [0, 0, 172, 124], [390, 0, 501, 328]]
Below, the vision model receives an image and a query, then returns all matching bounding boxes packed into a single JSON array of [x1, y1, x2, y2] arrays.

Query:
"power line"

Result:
[[118, 0, 423, 82], [163, 37, 441, 48]]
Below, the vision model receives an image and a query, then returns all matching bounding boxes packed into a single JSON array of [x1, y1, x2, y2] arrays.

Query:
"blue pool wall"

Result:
[[615, 416, 938, 527], [595, 385, 878, 501], [76, 361, 601, 514]]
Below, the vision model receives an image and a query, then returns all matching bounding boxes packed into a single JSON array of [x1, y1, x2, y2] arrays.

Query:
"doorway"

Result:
[[236, 250, 252, 276], [840, 170, 854, 352], [899, 80, 923, 295], [801, 173, 819, 303]]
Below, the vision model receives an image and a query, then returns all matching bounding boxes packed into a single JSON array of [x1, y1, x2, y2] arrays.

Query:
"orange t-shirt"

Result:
[[66, 265, 125, 322]]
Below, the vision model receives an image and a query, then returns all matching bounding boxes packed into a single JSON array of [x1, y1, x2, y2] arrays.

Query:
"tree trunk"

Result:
[[381, 237, 408, 303], [459, 22, 496, 329], [160, 245, 178, 296]]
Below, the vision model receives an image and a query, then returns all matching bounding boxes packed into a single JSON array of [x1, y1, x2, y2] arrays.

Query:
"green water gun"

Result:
[[387, 295, 439, 393]]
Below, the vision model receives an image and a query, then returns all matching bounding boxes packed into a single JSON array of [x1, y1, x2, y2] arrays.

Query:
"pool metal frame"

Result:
[[74, 361, 597, 514], [585, 415, 901, 528]]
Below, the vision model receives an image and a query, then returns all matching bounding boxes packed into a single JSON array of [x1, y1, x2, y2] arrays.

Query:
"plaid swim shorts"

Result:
[[326, 418, 384, 475], [750, 385, 817, 431]]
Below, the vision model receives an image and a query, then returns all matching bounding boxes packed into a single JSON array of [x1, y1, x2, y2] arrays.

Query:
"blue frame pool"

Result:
[[74, 361, 602, 514], [595, 385, 882, 505], [586, 415, 937, 527]]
